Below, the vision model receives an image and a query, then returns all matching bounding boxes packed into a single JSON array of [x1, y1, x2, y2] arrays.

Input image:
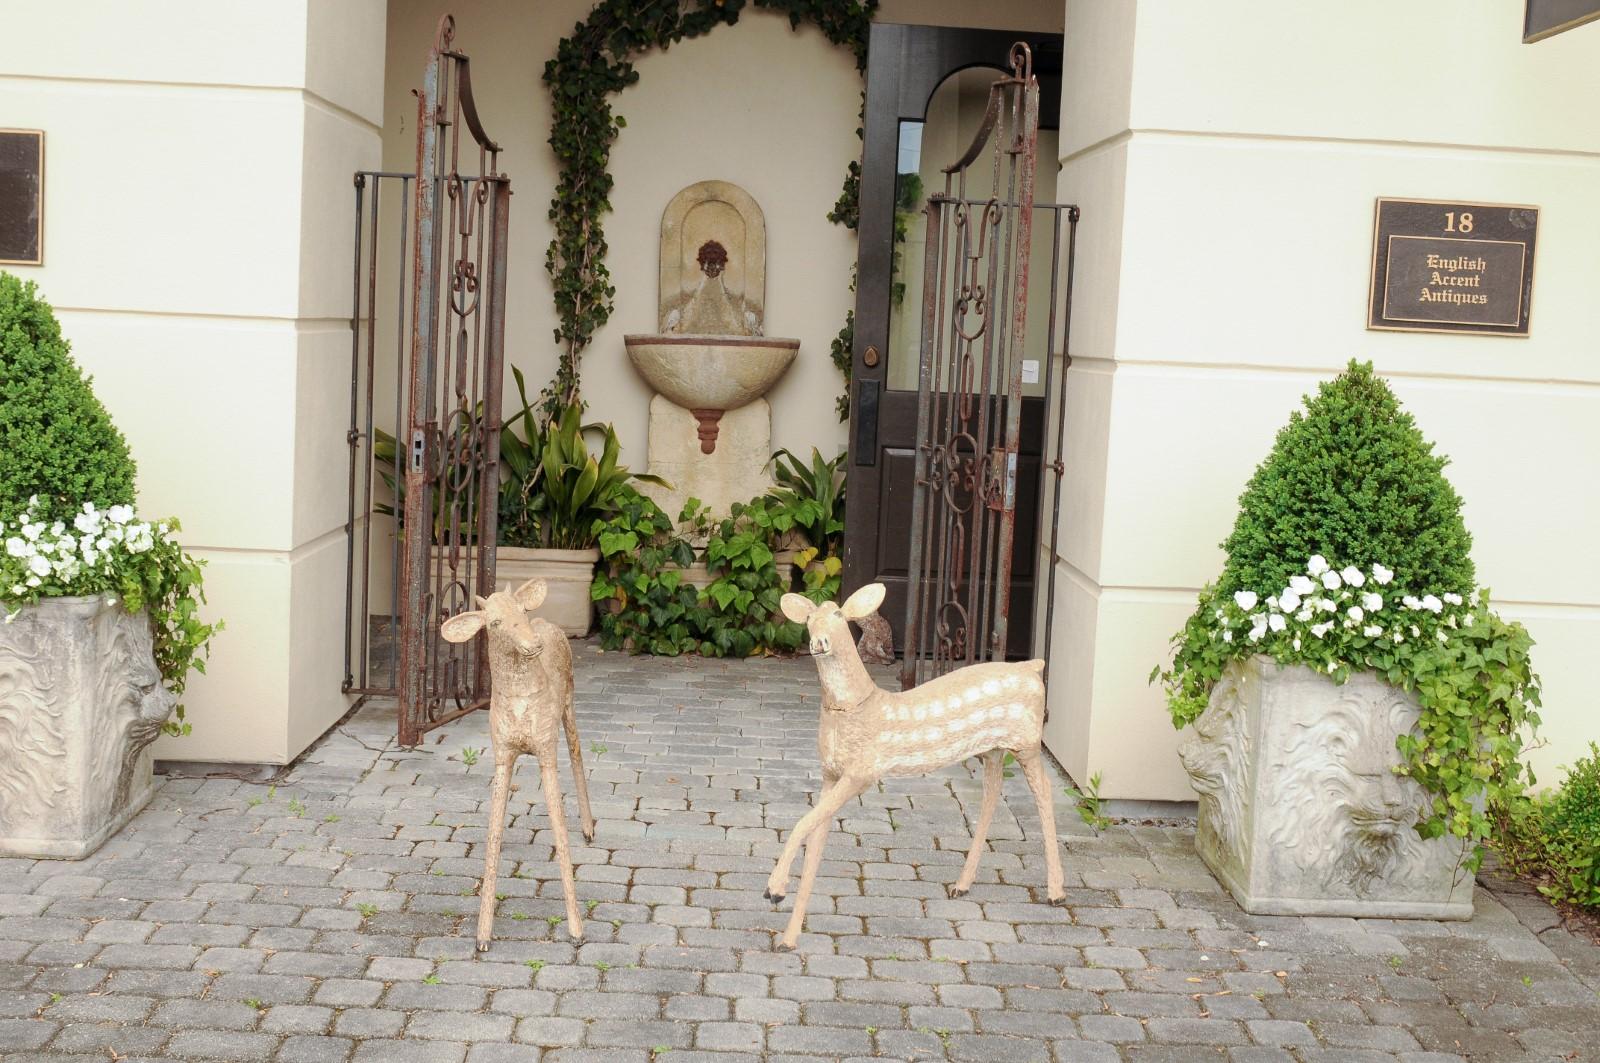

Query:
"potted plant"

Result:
[[767, 447, 845, 596], [1153, 361, 1539, 918], [0, 275, 218, 859], [496, 376, 666, 636]]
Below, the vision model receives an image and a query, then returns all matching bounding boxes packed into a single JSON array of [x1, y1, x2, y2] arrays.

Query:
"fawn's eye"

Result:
[[490, 619, 501, 628]]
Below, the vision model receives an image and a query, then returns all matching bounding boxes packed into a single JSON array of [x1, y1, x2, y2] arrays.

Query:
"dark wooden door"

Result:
[[844, 23, 1063, 659]]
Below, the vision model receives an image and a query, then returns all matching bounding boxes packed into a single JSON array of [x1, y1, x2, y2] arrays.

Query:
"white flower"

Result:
[[1420, 594, 1443, 614], [48, 521, 63, 536], [1394, 632, 1405, 644], [1347, 605, 1365, 622], [1442, 592, 1463, 606], [1321, 571, 1342, 591], [1341, 566, 1366, 587], [1278, 590, 1302, 613], [1263, 595, 1281, 612], [1402, 595, 1421, 610], [27, 555, 51, 577], [1250, 613, 1266, 629], [4, 537, 29, 559], [1371, 563, 1394, 585], [7, 584, 23, 596], [1221, 630, 1233, 643], [1292, 638, 1301, 651], [20, 522, 41, 542], [1247, 626, 1265, 643], [1307, 555, 1330, 576], [1268, 613, 1287, 632], [1310, 621, 1333, 638], [1296, 608, 1313, 622], [1437, 630, 1449, 642], [1362, 592, 1383, 612], [1327, 661, 1337, 673], [1410, 625, 1420, 638], [1316, 597, 1337, 613], [1363, 624, 1383, 637], [108, 504, 133, 525], [73, 511, 100, 534], [1233, 590, 1258, 611], [1289, 574, 1315, 596]]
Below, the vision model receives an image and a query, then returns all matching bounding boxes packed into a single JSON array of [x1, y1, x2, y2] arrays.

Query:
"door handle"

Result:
[[853, 379, 879, 467], [862, 344, 880, 368]]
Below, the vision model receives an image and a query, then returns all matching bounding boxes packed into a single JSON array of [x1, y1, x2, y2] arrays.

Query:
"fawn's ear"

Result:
[[440, 610, 485, 643], [512, 578, 547, 611], [840, 582, 886, 621], [780, 593, 816, 624]]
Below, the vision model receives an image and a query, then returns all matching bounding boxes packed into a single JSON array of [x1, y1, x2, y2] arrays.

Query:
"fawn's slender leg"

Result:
[[538, 746, 584, 938], [1014, 744, 1066, 903], [561, 697, 596, 842], [476, 752, 516, 951], [773, 769, 837, 948], [952, 750, 1004, 898], [765, 775, 866, 902]]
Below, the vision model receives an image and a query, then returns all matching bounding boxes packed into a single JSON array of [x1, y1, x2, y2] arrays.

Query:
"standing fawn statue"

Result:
[[440, 579, 596, 950], [768, 583, 1065, 949]]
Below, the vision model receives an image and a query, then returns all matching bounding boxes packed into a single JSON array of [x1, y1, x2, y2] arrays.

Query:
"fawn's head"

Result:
[[440, 578, 549, 657], [781, 583, 886, 658]]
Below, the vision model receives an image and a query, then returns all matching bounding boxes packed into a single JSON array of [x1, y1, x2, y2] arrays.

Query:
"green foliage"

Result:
[[766, 447, 846, 556], [590, 489, 835, 658], [1153, 363, 1540, 871], [830, 306, 854, 422], [1219, 360, 1474, 605], [541, 0, 876, 418], [1497, 743, 1600, 910], [0, 274, 137, 524], [1064, 771, 1110, 835]]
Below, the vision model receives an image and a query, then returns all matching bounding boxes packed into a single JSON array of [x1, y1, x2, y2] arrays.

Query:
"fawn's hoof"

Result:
[[475, 939, 491, 953], [1048, 895, 1068, 907], [775, 938, 796, 952], [763, 889, 785, 905], [583, 829, 595, 844], [948, 885, 969, 899]]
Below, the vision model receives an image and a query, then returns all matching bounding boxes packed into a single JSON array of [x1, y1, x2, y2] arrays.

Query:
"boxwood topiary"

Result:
[[0, 273, 137, 523], [1218, 359, 1473, 605]]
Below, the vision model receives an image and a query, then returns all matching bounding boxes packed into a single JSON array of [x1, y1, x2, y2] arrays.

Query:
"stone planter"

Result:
[[1178, 655, 1474, 919], [0, 596, 176, 859], [494, 547, 598, 637]]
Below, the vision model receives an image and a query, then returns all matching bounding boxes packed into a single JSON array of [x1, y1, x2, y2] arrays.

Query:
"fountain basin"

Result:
[[624, 334, 799, 413]]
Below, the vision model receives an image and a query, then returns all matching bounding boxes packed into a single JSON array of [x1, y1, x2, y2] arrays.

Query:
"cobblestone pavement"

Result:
[[3, 647, 1598, 1063]]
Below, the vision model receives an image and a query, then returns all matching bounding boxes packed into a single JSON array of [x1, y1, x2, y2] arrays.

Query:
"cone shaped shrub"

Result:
[[0, 273, 137, 524], [1218, 360, 1472, 602]]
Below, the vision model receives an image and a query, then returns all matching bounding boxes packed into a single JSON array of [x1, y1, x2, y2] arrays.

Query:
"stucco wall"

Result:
[[1050, 0, 1600, 797], [0, 0, 386, 764]]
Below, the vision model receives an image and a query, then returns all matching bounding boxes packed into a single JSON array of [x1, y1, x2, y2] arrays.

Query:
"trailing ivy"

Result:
[[541, 0, 876, 418]]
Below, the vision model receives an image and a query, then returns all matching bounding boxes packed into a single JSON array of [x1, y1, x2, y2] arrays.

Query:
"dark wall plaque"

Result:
[[0, 130, 43, 267], [1368, 198, 1538, 337], [1525, 0, 1600, 42]]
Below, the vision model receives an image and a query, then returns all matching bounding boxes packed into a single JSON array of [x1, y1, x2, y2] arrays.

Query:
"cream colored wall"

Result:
[[0, 0, 386, 764], [1050, 0, 1600, 797]]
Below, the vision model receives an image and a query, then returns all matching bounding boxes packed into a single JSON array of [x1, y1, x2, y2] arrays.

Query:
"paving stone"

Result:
[[165, 1029, 280, 1060]]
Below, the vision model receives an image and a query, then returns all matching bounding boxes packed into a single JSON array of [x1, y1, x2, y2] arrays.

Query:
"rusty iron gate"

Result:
[[900, 43, 1079, 690], [342, 14, 511, 745]]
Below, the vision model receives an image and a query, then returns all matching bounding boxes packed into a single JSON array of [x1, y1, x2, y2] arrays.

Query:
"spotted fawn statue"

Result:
[[440, 579, 596, 950], [767, 583, 1064, 949]]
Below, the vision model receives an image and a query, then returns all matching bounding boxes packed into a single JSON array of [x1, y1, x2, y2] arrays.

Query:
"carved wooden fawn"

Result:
[[440, 579, 596, 950], [767, 583, 1065, 948]]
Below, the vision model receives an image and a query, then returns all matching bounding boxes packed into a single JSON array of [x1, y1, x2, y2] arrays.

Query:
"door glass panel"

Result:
[[887, 67, 1060, 396]]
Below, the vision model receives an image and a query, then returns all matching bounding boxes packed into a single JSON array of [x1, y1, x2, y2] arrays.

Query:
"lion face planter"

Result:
[[1179, 655, 1473, 919], [0, 596, 176, 859]]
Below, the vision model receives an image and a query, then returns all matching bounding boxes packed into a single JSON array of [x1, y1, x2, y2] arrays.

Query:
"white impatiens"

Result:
[[1203, 557, 1476, 675], [1, 496, 183, 617]]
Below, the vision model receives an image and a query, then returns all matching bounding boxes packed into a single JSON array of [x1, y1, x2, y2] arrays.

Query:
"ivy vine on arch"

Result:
[[540, 0, 878, 421]]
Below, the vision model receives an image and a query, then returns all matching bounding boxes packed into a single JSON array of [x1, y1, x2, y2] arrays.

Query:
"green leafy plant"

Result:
[[1153, 361, 1539, 870], [1064, 771, 1111, 835], [1497, 743, 1600, 910], [767, 448, 846, 556], [0, 277, 219, 735], [0, 274, 137, 524], [540, 0, 876, 418], [591, 488, 699, 655]]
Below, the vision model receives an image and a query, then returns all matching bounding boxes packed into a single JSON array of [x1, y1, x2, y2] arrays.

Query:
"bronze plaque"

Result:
[[0, 130, 43, 267], [1368, 198, 1538, 337]]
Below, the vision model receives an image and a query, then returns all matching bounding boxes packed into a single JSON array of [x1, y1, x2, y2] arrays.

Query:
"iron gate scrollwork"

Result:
[[342, 14, 511, 745], [900, 43, 1078, 692]]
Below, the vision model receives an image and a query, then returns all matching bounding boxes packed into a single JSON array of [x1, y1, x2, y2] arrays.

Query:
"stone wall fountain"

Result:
[[625, 181, 798, 519]]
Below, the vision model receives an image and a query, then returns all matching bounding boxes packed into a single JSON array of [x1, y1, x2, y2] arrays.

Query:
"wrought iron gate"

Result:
[[900, 43, 1078, 690], [342, 14, 511, 745]]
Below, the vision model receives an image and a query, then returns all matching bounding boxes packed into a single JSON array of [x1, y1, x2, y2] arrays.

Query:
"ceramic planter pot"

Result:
[[1179, 655, 1474, 919], [0, 596, 176, 859], [494, 547, 599, 637]]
